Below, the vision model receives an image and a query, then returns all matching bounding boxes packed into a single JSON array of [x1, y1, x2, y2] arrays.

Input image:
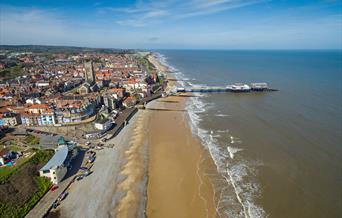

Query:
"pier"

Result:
[[176, 83, 278, 93]]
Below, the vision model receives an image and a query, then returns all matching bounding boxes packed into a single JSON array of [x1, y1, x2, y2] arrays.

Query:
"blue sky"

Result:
[[0, 0, 341, 49]]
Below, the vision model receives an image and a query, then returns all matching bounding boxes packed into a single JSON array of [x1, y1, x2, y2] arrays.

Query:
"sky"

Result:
[[0, 0, 341, 49]]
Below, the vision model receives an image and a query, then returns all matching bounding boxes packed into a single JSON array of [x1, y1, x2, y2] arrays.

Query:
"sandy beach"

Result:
[[58, 111, 148, 218], [145, 97, 218, 218], [145, 54, 219, 218], [56, 53, 218, 218]]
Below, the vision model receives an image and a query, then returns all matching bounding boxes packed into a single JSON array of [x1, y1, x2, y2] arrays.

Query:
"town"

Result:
[[0, 46, 166, 218]]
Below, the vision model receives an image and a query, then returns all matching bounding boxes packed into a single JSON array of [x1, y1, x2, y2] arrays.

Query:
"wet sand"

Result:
[[145, 97, 218, 218]]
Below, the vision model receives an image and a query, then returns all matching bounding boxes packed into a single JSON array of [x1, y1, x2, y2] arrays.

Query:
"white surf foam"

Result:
[[217, 129, 230, 133], [155, 52, 266, 218], [185, 96, 266, 218], [227, 146, 243, 159], [215, 114, 231, 117]]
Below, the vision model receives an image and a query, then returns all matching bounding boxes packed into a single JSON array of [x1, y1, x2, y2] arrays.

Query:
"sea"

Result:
[[155, 50, 342, 218]]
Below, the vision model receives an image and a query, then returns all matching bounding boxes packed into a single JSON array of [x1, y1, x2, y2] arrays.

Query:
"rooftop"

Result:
[[40, 145, 68, 172], [95, 118, 110, 124]]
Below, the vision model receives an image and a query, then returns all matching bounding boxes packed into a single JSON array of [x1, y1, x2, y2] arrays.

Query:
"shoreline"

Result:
[[50, 52, 220, 218], [145, 53, 219, 218]]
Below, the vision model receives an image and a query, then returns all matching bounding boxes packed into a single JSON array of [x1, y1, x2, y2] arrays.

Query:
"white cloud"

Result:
[[192, 0, 237, 8], [0, 7, 69, 45], [1, 1, 340, 49], [145, 10, 169, 18], [178, 0, 267, 18], [112, 0, 266, 27]]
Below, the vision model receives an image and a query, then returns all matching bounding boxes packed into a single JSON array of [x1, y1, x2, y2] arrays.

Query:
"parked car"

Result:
[[80, 167, 88, 171], [88, 156, 95, 163], [50, 185, 58, 192], [52, 200, 59, 209], [83, 170, 92, 177], [76, 175, 84, 181], [59, 192, 68, 201], [86, 151, 96, 157]]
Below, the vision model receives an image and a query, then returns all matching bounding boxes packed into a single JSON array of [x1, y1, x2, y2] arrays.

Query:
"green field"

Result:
[[0, 150, 53, 218], [25, 135, 39, 146], [0, 155, 31, 184], [137, 55, 156, 75]]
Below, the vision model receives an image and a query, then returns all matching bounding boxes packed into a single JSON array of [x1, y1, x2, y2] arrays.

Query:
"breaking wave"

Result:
[[154, 52, 266, 218]]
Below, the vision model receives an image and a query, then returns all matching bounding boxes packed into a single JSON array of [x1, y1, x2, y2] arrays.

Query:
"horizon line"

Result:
[[0, 44, 341, 51]]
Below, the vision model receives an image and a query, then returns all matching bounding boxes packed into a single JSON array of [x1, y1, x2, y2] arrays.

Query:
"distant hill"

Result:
[[0, 45, 138, 54]]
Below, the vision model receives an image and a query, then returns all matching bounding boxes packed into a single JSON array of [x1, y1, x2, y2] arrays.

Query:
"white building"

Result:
[[39, 145, 69, 184], [39, 137, 77, 184], [36, 81, 50, 87], [38, 114, 56, 126], [26, 98, 45, 105], [94, 119, 113, 131], [0, 113, 21, 126]]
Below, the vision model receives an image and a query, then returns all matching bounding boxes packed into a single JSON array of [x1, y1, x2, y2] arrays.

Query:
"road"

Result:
[[23, 93, 162, 218], [25, 150, 85, 218]]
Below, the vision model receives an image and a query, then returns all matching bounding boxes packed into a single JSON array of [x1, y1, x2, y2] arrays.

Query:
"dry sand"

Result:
[[112, 111, 149, 218]]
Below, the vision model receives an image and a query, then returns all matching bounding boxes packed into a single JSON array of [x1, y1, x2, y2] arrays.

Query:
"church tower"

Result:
[[84, 61, 95, 85]]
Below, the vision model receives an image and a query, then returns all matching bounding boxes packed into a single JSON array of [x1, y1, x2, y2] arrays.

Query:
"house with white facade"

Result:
[[94, 118, 113, 131], [39, 137, 77, 184]]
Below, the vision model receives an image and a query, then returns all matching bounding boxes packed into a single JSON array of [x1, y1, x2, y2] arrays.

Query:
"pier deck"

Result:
[[176, 85, 278, 93]]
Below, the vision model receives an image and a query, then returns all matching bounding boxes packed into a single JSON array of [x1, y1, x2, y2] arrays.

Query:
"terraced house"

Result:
[[20, 104, 56, 126]]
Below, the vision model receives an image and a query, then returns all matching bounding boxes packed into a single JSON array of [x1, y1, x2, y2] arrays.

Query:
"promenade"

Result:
[[24, 92, 162, 218], [107, 92, 162, 139]]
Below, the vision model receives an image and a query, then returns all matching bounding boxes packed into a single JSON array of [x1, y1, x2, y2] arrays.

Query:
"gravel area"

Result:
[[57, 111, 141, 218]]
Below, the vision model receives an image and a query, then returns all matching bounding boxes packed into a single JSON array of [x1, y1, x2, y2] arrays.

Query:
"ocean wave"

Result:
[[186, 96, 266, 218], [229, 135, 243, 144], [156, 52, 266, 218], [217, 129, 230, 133], [215, 114, 231, 117], [154, 52, 188, 88], [227, 146, 243, 159]]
